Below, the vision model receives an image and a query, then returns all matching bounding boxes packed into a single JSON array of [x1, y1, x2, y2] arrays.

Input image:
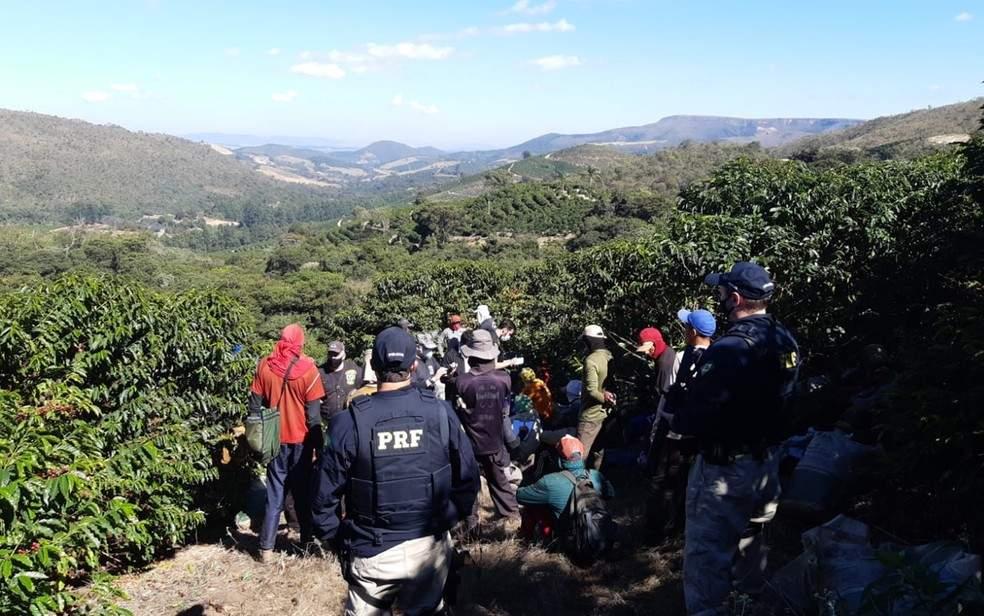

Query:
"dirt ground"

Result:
[[114, 473, 688, 616]]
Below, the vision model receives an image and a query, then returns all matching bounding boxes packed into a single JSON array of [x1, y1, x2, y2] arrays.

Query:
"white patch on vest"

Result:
[[376, 429, 424, 451], [712, 477, 729, 497]]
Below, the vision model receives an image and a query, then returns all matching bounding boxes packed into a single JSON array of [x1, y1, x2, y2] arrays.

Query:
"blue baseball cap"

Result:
[[677, 308, 717, 337], [704, 261, 776, 300], [371, 326, 417, 372]]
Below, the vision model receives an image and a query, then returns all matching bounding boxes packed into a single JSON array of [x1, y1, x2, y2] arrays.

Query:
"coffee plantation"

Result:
[[0, 277, 254, 614], [0, 115, 981, 613]]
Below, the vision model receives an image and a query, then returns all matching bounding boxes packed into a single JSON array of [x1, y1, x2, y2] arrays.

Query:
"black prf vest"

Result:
[[347, 388, 452, 545]]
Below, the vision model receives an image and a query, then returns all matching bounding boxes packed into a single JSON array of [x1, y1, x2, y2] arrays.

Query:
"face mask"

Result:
[[717, 294, 737, 322], [499, 331, 512, 342], [328, 355, 344, 371]]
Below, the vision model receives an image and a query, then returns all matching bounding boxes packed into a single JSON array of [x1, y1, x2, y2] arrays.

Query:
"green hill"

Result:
[[778, 98, 983, 159], [0, 109, 341, 224]]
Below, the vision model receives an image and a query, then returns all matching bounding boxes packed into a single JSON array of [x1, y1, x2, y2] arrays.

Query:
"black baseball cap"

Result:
[[704, 261, 776, 300], [371, 326, 417, 372]]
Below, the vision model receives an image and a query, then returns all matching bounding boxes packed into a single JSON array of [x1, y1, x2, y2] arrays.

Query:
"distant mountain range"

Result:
[[202, 115, 864, 191], [0, 101, 977, 224], [182, 133, 353, 150], [492, 115, 862, 157]]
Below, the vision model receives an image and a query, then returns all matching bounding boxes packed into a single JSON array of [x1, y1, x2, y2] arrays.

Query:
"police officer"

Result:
[[319, 340, 365, 422], [311, 326, 480, 616], [672, 262, 800, 616]]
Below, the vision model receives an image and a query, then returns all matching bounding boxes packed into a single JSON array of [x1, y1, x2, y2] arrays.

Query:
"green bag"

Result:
[[245, 356, 298, 464]]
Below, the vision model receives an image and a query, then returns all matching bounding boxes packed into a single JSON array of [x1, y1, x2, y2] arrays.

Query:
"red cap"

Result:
[[557, 435, 586, 461], [637, 327, 667, 359]]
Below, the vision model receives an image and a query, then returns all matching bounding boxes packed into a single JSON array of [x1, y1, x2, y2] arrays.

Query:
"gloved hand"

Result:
[[305, 424, 325, 455]]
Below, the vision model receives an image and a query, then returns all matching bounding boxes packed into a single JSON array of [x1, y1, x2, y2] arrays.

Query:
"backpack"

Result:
[[560, 470, 617, 565], [245, 356, 298, 464]]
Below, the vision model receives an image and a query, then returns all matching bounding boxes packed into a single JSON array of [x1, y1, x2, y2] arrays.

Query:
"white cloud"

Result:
[[391, 94, 438, 114], [410, 101, 439, 114], [81, 91, 111, 103], [327, 50, 374, 72], [459, 26, 481, 38], [531, 54, 580, 70], [272, 90, 299, 103], [268, 47, 281, 56], [327, 50, 366, 63], [929, 84, 943, 91], [298, 50, 314, 60], [504, 0, 557, 15], [502, 19, 575, 33], [367, 42, 453, 60], [224, 47, 241, 57], [290, 61, 346, 79], [955, 11, 973, 21], [293, 40, 453, 80]]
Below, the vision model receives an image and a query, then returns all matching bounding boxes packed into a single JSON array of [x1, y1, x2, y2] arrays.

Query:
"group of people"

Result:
[[246, 261, 800, 615]]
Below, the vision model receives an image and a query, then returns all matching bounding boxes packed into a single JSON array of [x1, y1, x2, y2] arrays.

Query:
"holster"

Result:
[[443, 546, 468, 607], [339, 543, 354, 584]]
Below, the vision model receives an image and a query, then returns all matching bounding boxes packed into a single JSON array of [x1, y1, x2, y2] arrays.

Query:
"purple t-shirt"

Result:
[[455, 368, 511, 455]]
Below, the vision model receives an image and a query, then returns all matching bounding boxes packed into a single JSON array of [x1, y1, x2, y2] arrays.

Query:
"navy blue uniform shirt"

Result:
[[311, 385, 480, 558], [672, 314, 800, 449]]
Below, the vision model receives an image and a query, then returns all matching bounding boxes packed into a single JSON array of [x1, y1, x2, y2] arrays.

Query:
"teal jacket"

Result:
[[516, 459, 615, 519]]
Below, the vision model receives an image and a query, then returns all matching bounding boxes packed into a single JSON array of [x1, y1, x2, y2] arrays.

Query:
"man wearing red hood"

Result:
[[636, 327, 679, 409], [248, 324, 326, 562]]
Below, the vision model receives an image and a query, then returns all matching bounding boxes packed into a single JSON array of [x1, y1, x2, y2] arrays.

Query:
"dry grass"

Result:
[[114, 471, 686, 615], [114, 539, 349, 615]]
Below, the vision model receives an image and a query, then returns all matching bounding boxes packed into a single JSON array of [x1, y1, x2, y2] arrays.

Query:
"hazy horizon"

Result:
[[1, 1, 981, 150]]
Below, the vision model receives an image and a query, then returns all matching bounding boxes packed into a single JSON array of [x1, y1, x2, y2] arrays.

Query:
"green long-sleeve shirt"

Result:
[[580, 348, 613, 422]]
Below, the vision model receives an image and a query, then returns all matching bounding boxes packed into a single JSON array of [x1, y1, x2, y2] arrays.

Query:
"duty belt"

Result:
[[700, 441, 768, 465]]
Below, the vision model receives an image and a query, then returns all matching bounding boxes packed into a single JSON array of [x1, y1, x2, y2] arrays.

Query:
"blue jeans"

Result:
[[683, 450, 781, 616], [260, 443, 314, 550]]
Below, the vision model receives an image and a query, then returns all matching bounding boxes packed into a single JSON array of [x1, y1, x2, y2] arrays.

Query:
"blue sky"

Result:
[[0, 1, 981, 149]]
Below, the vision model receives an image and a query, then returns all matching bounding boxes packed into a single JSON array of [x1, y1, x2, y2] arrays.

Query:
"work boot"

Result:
[[257, 549, 275, 564]]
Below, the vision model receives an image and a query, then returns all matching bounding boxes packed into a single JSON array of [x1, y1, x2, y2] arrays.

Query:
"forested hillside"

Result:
[[0, 110, 342, 224], [780, 98, 983, 161], [1, 100, 979, 228]]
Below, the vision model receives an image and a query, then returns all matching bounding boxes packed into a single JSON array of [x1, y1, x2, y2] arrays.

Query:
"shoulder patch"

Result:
[[700, 361, 715, 376], [345, 369, 357, 386]]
